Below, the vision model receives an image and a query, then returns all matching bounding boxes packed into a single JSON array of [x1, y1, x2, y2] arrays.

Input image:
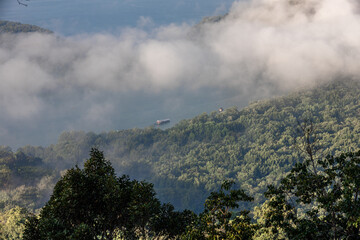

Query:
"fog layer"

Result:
[[1, 0, 360, 148]]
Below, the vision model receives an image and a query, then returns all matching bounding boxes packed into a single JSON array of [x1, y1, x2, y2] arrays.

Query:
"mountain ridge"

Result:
[[2, 79, 360, 212]]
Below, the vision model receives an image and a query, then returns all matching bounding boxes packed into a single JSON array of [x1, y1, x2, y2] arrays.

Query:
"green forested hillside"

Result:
[[0, 21, 52, 34], [0, 146, 56, 212], [2, 79, 360, 213]]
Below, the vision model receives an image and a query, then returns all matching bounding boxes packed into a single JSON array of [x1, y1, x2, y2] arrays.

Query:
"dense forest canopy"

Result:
[[22, 148, 194, 240], [1, 79, 360, 215], [19, 148, 360, 239]]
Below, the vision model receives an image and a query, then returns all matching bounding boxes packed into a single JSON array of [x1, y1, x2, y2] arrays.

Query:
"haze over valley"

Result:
[[1, 0, 360, 149]]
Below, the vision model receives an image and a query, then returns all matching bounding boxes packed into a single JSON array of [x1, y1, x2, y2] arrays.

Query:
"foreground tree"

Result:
[[0, 206, 30, 240], [264, 150, 360, 239], [261, 119, 360, 239], [182, 180, 257, 239], [23, 148, 191, 239]]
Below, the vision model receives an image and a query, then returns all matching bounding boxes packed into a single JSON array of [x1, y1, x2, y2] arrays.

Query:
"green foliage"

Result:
[[183, 180, 257, 239], [0, 206, 31, 240], [58, 80, 360, 212], [264, 150, 360, 239], [252, 199, 289, 240], [202, 180, 253, 238], [151, 204, 196, 239], [0, 21, 52, 34], [3, 80, 360, 238], [23, 148, 191, 240], [4, 80, 360, 213], [0, 148, 55, 212]]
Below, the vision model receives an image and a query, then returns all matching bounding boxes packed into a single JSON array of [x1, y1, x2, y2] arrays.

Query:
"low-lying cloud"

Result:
[[1, 0, 360, 148]]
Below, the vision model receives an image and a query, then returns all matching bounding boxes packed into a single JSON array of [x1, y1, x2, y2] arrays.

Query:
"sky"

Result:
[[0, 0, 234, 35], [1, 0, 360, 149]]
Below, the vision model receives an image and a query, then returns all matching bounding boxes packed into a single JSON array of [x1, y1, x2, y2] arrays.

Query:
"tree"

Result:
[[0, 206, 30, 240], [252, 199, 289, 240], [23, 148, 190, 239], [182, 180, 257, 239], [264, 150, 360, 239], [151, 203, 196, 239], [23, 148, 131, 239], [262, 119, 360, 239]]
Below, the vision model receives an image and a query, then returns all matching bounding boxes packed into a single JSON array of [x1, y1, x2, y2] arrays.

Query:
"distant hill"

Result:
[[2, 79, 360, 213], [198, 14, 227, 25], [0, 20, 52, 34]]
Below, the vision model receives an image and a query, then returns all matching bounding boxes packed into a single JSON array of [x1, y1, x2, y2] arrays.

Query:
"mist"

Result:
[[1, 0, 360, 149]]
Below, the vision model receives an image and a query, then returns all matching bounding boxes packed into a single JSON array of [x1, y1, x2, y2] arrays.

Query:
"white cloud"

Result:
[[1, 0, 360, 147]]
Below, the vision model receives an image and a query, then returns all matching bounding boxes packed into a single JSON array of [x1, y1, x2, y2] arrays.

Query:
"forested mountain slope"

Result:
[[2, 79, 360, 213], [0, 21, 52, 34], [0, 146, 56, 212]]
